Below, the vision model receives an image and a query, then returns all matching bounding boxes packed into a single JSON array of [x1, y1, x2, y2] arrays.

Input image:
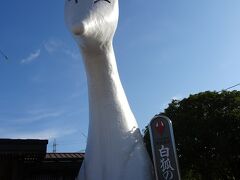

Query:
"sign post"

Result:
[[149, 115, 181, 180]]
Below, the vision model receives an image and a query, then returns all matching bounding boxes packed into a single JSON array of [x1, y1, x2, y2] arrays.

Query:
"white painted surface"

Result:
[[64, 0, 154, 179]]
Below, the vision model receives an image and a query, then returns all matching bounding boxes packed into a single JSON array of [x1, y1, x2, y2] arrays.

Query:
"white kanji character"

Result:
[[163, 170, 173, 180], [159, 145, 169, 158], [160, 158, 174, 172]]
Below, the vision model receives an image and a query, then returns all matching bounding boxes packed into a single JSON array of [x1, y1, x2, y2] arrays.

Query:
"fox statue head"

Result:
[[65, 0, 119, 47]]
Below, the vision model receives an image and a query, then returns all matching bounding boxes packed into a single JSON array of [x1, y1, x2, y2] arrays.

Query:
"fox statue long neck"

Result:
[[78, 43, 153, 180], [81, 43, 137, 133]]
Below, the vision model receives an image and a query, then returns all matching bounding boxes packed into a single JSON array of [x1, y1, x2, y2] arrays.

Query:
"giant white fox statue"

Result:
[[64, 0, 154, 179]]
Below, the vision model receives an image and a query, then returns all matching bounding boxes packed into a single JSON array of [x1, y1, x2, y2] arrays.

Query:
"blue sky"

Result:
[[0, 0, 239, 152]]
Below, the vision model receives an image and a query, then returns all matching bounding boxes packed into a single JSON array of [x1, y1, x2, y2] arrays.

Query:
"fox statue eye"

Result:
[[68, 0, 78, 3], [67, 0, 111, 4], [94, 0, 111, 3]]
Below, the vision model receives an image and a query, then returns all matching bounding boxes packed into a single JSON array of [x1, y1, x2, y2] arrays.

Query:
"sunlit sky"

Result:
[[0, 0, 239, 152]]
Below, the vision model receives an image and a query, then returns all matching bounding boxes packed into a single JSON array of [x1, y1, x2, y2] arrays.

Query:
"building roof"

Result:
[[45, 153, 84, 161], [0, 139, 84, 179], [0, 139, 85, 162], [0, 139, 48, 161]]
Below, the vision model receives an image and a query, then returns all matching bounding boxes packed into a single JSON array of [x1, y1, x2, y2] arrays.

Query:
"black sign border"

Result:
[[148, 115, 181, 180]]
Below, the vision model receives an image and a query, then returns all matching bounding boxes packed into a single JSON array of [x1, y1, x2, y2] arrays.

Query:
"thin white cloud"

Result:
[[44, 38, 80, 60], [44, 39, 63, 53], [20, 38, 80, 65], [0, 107, 79, 141], [0, 127, 77, 140], [18, 111, 64, 124], [63, 49, 80, 60], [19, 38, 79, 65], [9, 129, 60, 140], [21, 49, 41, 64], [9, 109, 66, 124]]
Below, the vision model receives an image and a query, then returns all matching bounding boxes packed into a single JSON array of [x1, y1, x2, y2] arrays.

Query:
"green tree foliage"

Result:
[[144, 91, 240, 180]]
